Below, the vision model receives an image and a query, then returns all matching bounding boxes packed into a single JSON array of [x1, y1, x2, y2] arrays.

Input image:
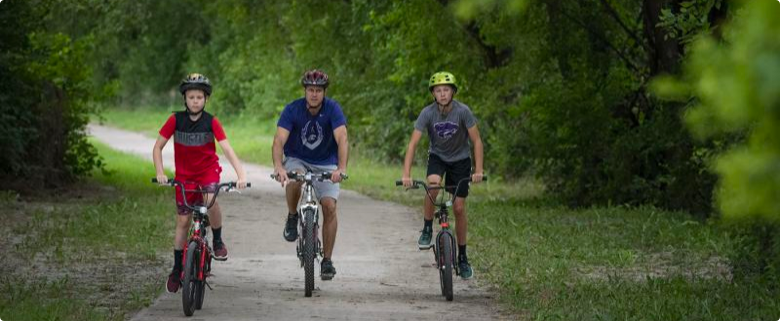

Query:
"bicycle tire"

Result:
[[303, 208, 316, 297], [438, 232, 454, 301], [182, 241, 199, 316], [195, 248, 207, 310]]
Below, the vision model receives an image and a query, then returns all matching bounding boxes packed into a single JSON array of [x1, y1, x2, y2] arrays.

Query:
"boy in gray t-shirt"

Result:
[[401, 71, 484, 280]]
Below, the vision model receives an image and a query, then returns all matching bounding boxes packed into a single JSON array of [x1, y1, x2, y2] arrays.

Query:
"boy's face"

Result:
[[305, 86, 325, 109], [185, 90, 207, 112], [432, 85, 454, 106]]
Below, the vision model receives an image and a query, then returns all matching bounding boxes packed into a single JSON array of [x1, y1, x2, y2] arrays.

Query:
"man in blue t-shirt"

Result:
[[272, 69, 349, 281]]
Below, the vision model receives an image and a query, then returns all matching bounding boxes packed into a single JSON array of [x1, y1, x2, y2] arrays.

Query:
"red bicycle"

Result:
[[153, 178, 250, 316]]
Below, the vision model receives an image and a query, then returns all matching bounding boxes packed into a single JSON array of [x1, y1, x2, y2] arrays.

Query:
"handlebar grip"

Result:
[[151, 178, 158, 183], [482, 176, 488, 182], [395, 180, 403, 186], [247, 182, 252, 188]]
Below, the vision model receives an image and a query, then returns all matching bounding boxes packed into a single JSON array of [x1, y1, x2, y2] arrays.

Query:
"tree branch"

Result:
[[550, 3, 643, 73], [598, 0, 650, 52]]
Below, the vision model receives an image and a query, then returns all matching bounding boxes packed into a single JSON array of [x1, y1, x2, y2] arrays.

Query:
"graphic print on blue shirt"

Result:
[[302, 120, 324, 150], [277, 97, 346, 165], [434, 121, 459, 139]]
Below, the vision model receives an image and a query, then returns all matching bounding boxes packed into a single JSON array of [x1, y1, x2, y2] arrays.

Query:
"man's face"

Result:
[[185, 90, 207, 112], [432, 85, 454, 106], [305, 86, 325, 108]]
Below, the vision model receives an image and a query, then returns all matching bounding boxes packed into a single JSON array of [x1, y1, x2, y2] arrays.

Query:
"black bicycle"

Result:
[[153, 178, 250, 316], [396, 176, 486, 301], [272, 171, 346, 297]]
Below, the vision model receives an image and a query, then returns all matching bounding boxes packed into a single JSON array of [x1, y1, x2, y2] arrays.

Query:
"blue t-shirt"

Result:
[[277, 97, 347, 165]]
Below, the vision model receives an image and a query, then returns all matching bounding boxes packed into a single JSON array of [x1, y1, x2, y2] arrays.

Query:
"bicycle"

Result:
[[152, 178, 250, 316], [271, 170, 346, 297], [396, 176, 487, 301]]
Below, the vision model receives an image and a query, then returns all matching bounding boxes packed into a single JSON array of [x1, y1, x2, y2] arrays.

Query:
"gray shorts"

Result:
[[283, 157, 340, 201]]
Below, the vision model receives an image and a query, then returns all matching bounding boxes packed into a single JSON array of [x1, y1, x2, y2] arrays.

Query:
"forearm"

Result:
[[402, 143, 416, 177], [473, 139, 484, 173], [153, 147, 165, 175], [224, 149, 246, 179], [337, 136, 348, 171], [272, 139, 284, 169]]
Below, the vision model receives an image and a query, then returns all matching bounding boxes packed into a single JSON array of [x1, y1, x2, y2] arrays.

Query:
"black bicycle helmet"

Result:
[[179, 73, 212, 96]]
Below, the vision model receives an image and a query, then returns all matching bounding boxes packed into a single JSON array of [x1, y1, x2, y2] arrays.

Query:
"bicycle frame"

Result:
[[396, 175, 486, 301], [152, 178, 249, 315], [272, 170, 345, 297]]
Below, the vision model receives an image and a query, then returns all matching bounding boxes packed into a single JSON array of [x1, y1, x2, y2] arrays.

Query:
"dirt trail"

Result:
[[89, 124, 509, 320]]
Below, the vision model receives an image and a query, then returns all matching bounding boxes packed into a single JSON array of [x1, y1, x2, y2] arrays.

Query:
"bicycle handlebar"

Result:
[[271, 171, 348, 182], [152, 178, 252, 188], [394, 176, 488, 189], [395, 176, 487, 206], [151, 178, 251, 211]]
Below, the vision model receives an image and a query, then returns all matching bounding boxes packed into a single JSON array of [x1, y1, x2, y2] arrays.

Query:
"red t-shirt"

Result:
[[159, 111, 227, 180]]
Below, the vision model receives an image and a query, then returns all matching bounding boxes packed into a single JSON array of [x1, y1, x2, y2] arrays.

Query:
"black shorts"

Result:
[[426, 154, 472, 198]]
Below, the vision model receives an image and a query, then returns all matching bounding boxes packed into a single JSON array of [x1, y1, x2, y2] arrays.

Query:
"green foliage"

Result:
[[25, 0, 749, 214], [0, 0, 103, 186], [673, 0, 780, 222], [658, 0, 724, 44]]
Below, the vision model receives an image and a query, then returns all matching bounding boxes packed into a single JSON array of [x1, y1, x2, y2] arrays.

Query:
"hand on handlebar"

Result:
[[273, 167, 289, 187], [331, 169, 346, 183], [235, 174, 248, 189], [401, 176, 413, 189], [155, 174, 169, 185], [471, 172, 484, 184]]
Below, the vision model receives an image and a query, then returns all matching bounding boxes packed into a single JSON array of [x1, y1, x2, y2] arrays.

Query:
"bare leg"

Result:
[[321, 198, 338, 259], [453, 197, 467, 245], [285, 181, 302, 214], [206, 196, 221, 229], [424, 175, 442, 220], [174, 214, 192, 250]]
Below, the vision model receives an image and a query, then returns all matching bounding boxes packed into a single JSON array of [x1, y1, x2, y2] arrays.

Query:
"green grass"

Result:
[[0, 140, 174, 321], [97, 106, 780, 320]]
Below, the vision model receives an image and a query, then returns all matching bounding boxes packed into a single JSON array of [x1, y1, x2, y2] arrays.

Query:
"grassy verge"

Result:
[[0, 141, 173, 321], [98, 107, 779, 320]]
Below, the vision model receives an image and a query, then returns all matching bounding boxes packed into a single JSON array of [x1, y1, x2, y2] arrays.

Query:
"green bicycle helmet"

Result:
[[428, 71, 458, 93]]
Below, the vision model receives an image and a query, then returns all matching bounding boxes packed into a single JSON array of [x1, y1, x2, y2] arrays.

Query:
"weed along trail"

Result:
[[88, 124, 509, 320]]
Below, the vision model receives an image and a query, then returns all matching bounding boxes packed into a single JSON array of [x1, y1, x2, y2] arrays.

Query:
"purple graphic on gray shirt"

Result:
[[434, 121, 459, 139]]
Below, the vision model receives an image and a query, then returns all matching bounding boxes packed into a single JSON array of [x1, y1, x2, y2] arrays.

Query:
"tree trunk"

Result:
[[642, 0, 682, 75]]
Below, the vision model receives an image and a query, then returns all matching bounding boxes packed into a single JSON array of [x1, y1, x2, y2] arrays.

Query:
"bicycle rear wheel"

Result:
[[438, 232, 454, 301], [303, 208, 316, 297], [182, 241, 199, 316]]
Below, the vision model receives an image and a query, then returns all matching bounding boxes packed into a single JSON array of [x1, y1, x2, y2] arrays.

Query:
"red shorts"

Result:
[[175, 168, 221, 215]]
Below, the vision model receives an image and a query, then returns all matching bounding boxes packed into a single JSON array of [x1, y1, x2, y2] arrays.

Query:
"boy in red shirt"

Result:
[[152, 73, 248, 293]]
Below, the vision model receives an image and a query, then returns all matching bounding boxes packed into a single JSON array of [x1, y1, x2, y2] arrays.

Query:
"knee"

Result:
[[321, 199, 337, 216], [453, 205, 466, 217], [176, 216, 191, 229]]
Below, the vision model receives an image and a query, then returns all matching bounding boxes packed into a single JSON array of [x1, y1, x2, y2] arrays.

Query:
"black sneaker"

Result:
[[458, 258, 473, 280], [418, 228, 433, 250], [283, 213, 298, 242], [321, 259, 336, 280]]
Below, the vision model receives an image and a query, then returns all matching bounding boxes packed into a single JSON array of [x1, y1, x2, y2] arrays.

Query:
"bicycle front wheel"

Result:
[[303, 208, 316, 297], [195, 249, 208, 310], [438, 232, 454, 301], [182, 241, 199, 316]]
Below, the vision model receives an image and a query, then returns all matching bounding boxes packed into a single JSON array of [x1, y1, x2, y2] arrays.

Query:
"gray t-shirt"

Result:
[[414, 100, 477, 162]]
